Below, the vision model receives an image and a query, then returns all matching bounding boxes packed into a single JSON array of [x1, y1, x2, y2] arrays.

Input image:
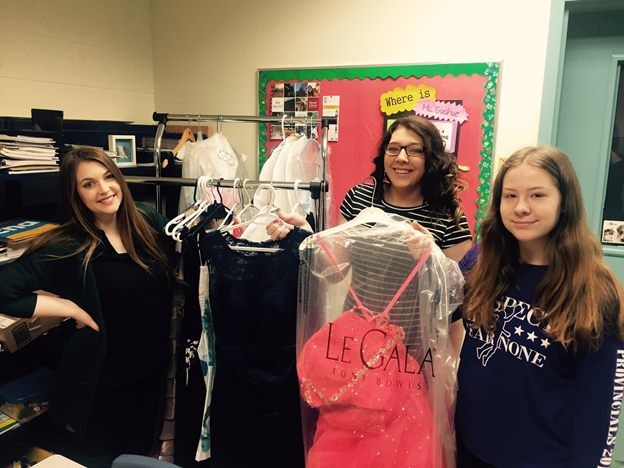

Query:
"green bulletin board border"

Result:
[[258, 62, 499, 235]]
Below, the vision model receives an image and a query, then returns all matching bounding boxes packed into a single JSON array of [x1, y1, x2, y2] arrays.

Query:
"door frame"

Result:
[[540, 0, 624, 249], [540, 0, 624, 146]]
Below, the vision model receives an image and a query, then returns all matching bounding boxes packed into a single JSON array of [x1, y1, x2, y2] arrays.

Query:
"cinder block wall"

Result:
[[0, 0, 155, 124]]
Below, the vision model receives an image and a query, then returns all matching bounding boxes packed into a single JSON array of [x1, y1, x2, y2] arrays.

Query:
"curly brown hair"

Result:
[[370, 115, 465, 225]]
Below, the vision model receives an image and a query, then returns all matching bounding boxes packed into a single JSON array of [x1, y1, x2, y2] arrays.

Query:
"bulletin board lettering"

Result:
[[258, 62, 500, 237]]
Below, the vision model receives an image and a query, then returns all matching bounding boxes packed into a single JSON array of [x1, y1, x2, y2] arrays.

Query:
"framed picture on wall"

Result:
[[108, 135, 136, 167]]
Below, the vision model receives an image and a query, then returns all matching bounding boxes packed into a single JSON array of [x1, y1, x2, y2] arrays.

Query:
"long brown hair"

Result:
[[370, 115, 465, 225], [25, 146, 172, 278], [464, 146, 624, 349]]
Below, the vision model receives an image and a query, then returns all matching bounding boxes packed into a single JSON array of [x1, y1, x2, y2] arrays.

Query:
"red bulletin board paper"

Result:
[[258, 63, 500, 238]]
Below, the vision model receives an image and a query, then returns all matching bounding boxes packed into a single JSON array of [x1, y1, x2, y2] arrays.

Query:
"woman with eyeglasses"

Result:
[[331, 115, 472, 359], [338, 115, 472, 262], [268, 115, 472, 261], [266, 115, 470, 466], [267, 115, 471, 349]]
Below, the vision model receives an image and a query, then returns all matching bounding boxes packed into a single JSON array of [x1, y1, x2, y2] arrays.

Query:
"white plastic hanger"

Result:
[[165, 176, 210, 237], [172, 200, 212, 242], [316, 176, 413, 238], [290, 179, 306, 216], [223, 178, 257, 229], [165, 211, 187, 237], [170, 176, 215, 242], [220, 184, 293, 252], [306, 203, 431, 271], [220, 204, 290, 233], [196, 116, 204, 141], [217, 178, 241, 230], [221, 184, 293, 233]]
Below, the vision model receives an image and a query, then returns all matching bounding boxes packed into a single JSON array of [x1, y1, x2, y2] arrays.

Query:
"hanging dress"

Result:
[[297, 221, 464, 468], [198, 227, 311, 468]]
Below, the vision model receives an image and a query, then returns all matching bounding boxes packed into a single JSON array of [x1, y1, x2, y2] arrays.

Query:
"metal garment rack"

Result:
[[125, 112, 337, 231], [124, 175, 325, 231]]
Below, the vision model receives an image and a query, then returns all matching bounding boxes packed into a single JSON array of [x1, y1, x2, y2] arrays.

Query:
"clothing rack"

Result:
[[124, 175, 323, 194], [132, 112, 337, 231]]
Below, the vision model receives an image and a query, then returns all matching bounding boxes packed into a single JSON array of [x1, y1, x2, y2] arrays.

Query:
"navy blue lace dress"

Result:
[[200, 227, 311, 468]]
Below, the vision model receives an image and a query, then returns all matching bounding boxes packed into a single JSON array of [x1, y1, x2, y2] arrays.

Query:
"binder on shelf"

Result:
[[0, 219, 59, 244]]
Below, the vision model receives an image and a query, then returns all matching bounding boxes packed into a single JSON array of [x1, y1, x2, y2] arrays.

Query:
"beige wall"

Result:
[[151, 0, 553, 176], [0, 0, 155, 124], [0, 0, 553, 176]]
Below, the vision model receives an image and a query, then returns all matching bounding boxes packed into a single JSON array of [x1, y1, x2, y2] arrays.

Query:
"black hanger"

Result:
[[183, 179, 231, 242]]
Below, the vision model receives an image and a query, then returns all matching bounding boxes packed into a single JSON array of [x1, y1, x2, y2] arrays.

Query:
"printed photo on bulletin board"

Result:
[[258, 62, 500, 237]]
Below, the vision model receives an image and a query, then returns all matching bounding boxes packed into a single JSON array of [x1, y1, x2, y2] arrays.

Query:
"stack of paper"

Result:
[[0, 135, 59, 174], [0, 410, 19, 436]]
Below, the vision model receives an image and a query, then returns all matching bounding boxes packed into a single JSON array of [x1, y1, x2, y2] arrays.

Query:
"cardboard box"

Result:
[[0, 314, 64, 353]]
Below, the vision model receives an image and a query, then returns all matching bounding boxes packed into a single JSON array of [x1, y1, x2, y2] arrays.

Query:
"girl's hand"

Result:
[[266, 212, 313, 240]]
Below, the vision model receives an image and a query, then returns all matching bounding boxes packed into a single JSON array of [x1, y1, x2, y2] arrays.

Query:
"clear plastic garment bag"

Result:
[[296, 207, 464, 468], [178, 132, 248, 213]]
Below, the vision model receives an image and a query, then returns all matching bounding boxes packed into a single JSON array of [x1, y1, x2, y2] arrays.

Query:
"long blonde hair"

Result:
[[25, 147, 172, 279], [464, 146, 624, 349]]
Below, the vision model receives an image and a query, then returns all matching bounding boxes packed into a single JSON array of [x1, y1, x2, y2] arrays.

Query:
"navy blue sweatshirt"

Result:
[[454, 244, 623, 467]]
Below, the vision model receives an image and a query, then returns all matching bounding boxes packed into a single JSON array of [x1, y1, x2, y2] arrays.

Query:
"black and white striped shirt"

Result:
[[340, 183, 472, 249], [300, 222, 463, 357]]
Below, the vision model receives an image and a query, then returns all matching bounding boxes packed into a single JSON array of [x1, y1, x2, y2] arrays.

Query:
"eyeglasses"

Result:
[[385, 144, 425, 158]]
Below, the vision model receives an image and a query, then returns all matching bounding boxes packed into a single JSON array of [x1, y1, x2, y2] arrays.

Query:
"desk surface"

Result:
[[35, 454, 86, 467]]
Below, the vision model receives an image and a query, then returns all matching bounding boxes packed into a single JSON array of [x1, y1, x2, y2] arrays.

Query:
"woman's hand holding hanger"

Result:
[[410, 220, 434, 242], [266, 212, 313, 240], [405, 221, 435, 261]]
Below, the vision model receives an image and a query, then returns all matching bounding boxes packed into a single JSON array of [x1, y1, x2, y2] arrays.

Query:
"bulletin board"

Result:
[[258, 62, 500, 237]]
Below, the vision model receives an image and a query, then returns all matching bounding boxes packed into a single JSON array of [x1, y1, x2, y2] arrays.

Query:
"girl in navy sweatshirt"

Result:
[[455, 146, 624, 467]]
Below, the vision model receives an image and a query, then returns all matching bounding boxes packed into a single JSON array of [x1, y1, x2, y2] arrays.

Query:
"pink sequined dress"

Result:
[[298, 236, 443, 468]]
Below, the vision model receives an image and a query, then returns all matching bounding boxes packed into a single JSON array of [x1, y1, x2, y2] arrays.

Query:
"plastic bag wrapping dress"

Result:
[[285, 136, 321, 215], [255, 135, 300, 210], [296, 212, 464, 468], [178, 133, 248, 212]]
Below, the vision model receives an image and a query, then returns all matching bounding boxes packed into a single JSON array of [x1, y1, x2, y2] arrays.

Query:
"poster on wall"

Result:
[[270, 82, 322, 140], [258, 62, 500, 236], [602, 220, 624, 244]]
